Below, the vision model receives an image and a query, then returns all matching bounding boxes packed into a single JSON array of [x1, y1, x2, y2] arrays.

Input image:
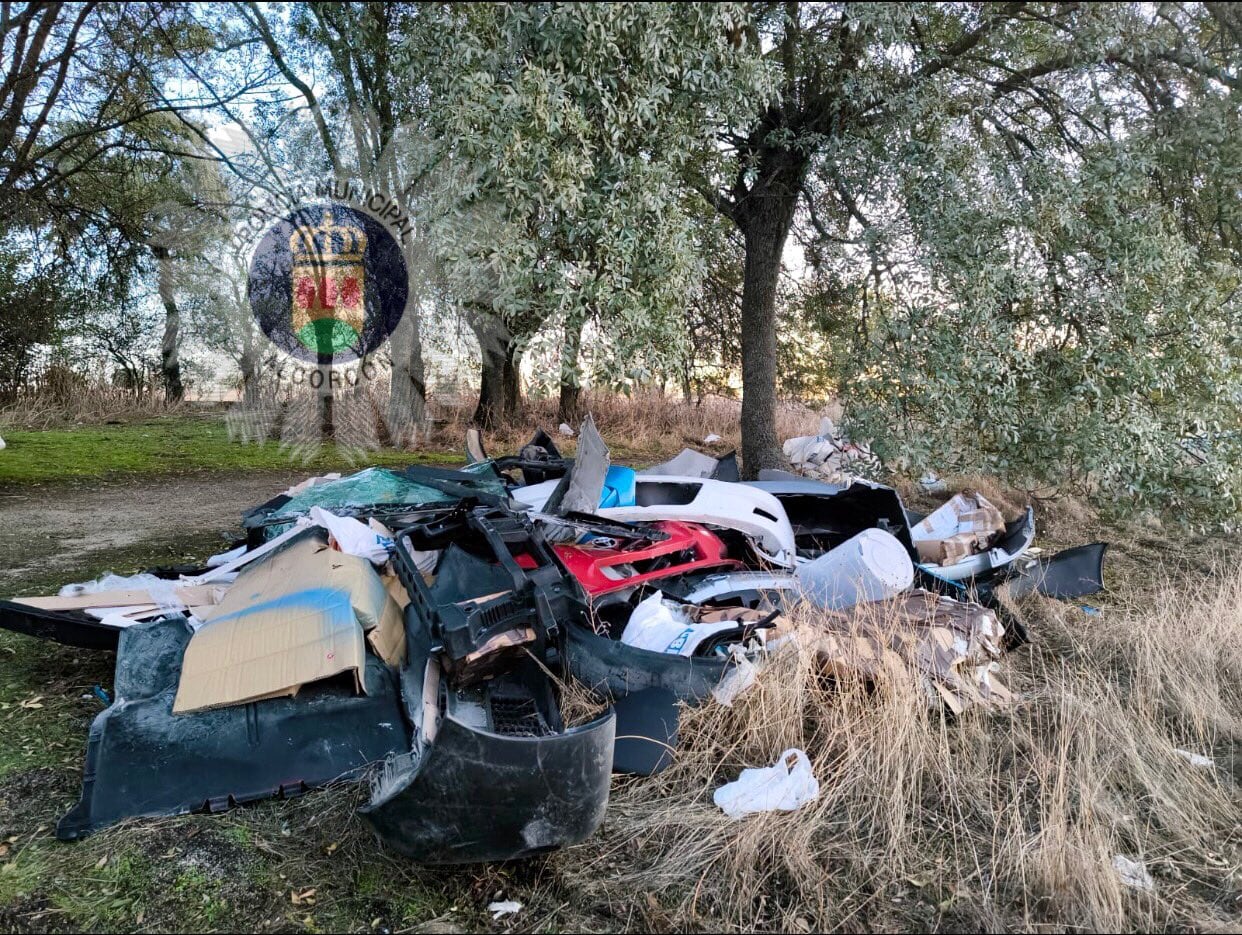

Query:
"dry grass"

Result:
[[0, 385, 186, 430], [560, 571, 1242, 932], [428, 390, 825, 465]]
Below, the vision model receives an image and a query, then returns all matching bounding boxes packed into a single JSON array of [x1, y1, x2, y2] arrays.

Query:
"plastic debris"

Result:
[[782, 417, 880, 484], [621, 592, 724, 656], [712, 649, 758, 707], [58, 573, 184, 613], [918, 470, 946, 494], [1173, 748, 1214, 768], [0, 439, 1110, 861], [558, 422, 575, 436], [206, 545, 247, 568], [309, 506, 393, 565], [1112, 854, 1155, 892], [488, 900, 523, 919], [796, 528, 914, 610], [713, 749, 820, 818]]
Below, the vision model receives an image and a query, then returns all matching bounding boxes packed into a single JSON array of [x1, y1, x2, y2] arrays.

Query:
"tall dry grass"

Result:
[[563, 571, 1242, 932], [429, 391, 825, 464], [0, 385, 185, 430]]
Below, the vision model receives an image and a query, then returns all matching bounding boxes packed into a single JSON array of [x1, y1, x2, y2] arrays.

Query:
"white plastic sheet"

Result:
[[713, 748, 820, 818], [206, 545, 247, 568], [58, 573, 183, 612], [309, 507, 393, 565]]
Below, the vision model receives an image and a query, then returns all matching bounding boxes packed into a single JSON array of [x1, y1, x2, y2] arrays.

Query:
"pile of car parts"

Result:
[[0, 423, 1108, 862]]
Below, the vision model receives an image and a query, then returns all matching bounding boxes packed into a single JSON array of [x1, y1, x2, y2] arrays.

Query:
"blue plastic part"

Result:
[[599, 466, 636, 509]]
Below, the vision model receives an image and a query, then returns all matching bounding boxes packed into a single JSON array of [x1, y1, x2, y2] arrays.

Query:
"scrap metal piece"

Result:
[[57, 616, 409, 840]]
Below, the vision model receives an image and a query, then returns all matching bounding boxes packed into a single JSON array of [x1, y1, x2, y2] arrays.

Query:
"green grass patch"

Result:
[[0, 415, 458, 485]]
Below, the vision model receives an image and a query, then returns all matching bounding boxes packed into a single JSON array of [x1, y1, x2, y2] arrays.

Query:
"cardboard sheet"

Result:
[[810, 589, 1012, 712], [173, 534, 404, 713], [910, 492, 1005, 566], [17, 584, 222, 613]]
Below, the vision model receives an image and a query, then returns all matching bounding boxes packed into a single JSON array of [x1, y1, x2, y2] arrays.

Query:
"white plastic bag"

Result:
[[713, 748, 820, 818], [620, 591, 736, 657], [712, 649, 758, 707], [309, 507, 393, 565]]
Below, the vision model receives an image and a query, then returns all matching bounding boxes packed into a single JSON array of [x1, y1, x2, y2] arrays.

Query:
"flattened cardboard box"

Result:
[[910, 492, 1005, 566], [173, 534, 403, 714], [17, 583, 223, 613]]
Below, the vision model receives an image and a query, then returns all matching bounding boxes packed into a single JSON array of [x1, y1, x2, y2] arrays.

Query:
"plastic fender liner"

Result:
[[565, 622, 731, 705], [1007, 542, 1108, 600], [0, 600, 121, 650], [359, 709, 615, 864], [57, 616, 410, 840], [597, 476, 797, 567]]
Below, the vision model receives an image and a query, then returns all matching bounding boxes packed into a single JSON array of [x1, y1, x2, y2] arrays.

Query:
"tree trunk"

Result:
[[557, 317, 584, 424], [152, 246, 183, 403], [386, 310, 426, 447], [470, 310, 522, 429], [474, 341, 522, 428], [502, 347, 522, 417], [735, 151, 806, 478]]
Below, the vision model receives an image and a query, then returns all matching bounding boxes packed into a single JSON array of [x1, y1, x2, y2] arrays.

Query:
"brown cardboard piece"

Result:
[[16, 584, 223, 613], [911, 492, 1006, 566], [810, 589, 1012, 712], [173, 535, 404, 714]]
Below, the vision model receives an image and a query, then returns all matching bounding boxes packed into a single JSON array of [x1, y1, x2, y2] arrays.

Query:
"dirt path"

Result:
[[0, 470, 315, 590]]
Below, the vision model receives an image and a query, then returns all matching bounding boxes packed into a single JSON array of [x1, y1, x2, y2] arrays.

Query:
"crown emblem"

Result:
[[289, 208, 367, 352], [289, 209, 367, 262]]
